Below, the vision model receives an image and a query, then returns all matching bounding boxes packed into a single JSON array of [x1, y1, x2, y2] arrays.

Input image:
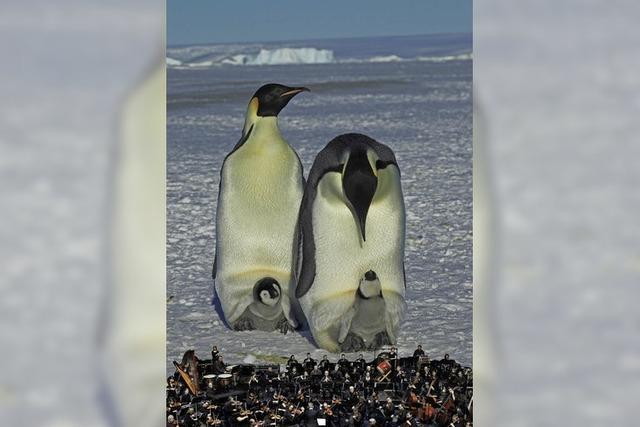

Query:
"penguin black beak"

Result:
[[280, 87, 310, 98], [342, 151, 377, 242]]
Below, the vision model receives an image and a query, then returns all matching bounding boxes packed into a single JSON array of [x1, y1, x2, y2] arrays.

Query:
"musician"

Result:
[[303, 353, 316, 371], [389, 346, 399, 369], [343, 372, 353, 390], [248, 371, 260, 390], [211, 346, 220, 362], [394, 365, 409, 394], [413, 344, 425, 358], [167, 377, 178, 400], [331, 364, 344, 383], [318, 354, 330, 371], [179, 386, 192, 404], [212, 356, 226, 374], [338, 353, 350, 372], [205, 378, 216, 393], [382, 397, 395, 418], [396, 403, 408, 422], [403, 411, 419, 426], [320, 370, 333, 398], [354, 353, 367, 372], [303, 402, 320, 426], [341, 385, 358, 406], [286, 354, 298, 370], [439, 353, 457, 376], [348, 407, 363, 427]]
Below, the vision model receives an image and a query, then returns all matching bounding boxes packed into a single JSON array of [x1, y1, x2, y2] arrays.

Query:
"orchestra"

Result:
[[166, 346, 472, 426]]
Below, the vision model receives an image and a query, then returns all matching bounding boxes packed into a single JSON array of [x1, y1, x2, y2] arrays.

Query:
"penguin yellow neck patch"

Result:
[[243, 97, 260, 135]]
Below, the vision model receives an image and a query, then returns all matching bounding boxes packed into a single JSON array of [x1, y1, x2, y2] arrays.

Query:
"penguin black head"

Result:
[[364, 270, 377, 281], [358, 270, 382, 299], [253, 277, 281, 306], [251, 83, 309, 117]]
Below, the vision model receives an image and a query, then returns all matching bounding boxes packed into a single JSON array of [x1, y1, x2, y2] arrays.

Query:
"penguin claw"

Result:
[[277, 318, 292, 335], [340, 333, 366, 352], [368, 331, 391, 350], [233, 318, 254, 331]]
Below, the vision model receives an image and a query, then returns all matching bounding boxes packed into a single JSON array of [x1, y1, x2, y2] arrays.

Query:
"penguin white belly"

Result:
[[301, 166, 406, 351], [215, 122, 303, 327]]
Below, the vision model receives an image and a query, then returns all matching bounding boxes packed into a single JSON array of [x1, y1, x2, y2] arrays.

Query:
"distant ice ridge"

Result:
[[168, 47, 335, 68], [166, 47, 471, 68], [343, 52, 473, 64]]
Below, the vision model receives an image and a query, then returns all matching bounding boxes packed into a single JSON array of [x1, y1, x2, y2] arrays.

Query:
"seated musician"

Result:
[[212, 355, 226, 374], [394, 365, 407, 393], [310, 364, 322, 379], [166, 377, 178, 400], [354, 353, 367, 372], [248, 371, 260, 389], [318, 354, 330, 371], [332, 364, 344, 382], [382, 397, 395, 418], [166, 414, 178, 426], [439, 353, 458, 378]]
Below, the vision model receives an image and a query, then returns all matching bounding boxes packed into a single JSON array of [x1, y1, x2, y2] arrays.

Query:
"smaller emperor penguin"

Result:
[[213, 83, 308, 333], [295, 133, 406, 352]]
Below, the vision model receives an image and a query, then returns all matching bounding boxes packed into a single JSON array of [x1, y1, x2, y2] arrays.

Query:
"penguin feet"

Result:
[[233, 317, 255, 331], [340, 332, 367, 352], [369, 331, 391, 350], [276, 317, 293, 335]]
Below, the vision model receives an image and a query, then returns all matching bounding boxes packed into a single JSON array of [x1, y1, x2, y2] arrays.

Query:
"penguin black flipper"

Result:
[[295, 147, 341, 298], [212, 125, 255, 281], [295, 133, 399, 298]]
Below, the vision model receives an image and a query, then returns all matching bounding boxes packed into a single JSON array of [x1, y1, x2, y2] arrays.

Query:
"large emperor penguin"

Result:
[[295, 133, 406, 352], [213, 83, 308, 333]]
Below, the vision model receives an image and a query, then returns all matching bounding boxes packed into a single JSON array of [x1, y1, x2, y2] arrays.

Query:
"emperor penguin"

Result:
[[295, 133, 406, 352], [213, 83, 308, 333]]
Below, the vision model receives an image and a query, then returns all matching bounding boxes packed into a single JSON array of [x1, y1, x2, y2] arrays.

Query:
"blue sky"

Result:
[[168, 0, 472, 46]]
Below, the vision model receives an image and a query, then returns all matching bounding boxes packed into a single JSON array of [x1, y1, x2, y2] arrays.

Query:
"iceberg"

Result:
[[247, 47, 334, 65], [167, 47, 336, 68]]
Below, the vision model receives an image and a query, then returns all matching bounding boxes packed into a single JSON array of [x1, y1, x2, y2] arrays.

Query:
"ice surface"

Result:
[[167, 35, 472, 375]]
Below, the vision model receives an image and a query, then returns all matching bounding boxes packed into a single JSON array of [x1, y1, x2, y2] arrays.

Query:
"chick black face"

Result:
[[252, 83, 309, 117], [253, 277, 281, 306]]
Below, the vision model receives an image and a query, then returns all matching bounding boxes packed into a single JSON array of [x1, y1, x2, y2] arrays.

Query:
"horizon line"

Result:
[[167, 31, 472, 49]]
